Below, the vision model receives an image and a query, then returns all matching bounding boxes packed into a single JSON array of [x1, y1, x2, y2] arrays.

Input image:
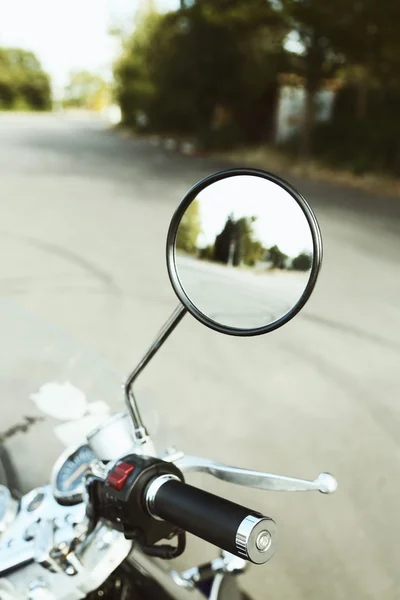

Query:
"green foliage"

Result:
[[213, 216, 236, 264], [325, 1, 400, 84], [312, 83, 400, 175], [0, 48, 51, 111], [114, 1, 286, 143], [280, 0, 351, 156], [314, 118, 400, 175], [212, 214, 265, 266], [176, 199, 202, 254], [114, 12, 161, 127], [114, 0, 400, 172], [233, 217, 265, 266], [280, 0, 400, 156], [291, 252, 312, 271], [268, 245, 288, 269], [64, 71, 108, 110], [199, 121, 244, 151], [199, 244, 214, 260]]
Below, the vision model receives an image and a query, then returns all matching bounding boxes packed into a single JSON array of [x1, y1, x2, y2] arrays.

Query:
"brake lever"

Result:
[[175, 455, 337, 494]]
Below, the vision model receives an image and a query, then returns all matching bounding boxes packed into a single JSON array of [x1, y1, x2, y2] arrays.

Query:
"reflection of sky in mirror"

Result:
[[196, 176, 312, 256]]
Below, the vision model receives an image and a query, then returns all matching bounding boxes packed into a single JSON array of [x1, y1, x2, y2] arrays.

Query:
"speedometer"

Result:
[[51, 444, 96, 505]]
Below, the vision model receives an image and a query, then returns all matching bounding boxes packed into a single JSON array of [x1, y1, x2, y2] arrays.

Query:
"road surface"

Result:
[[0, 113, 399, 600], [175, 253, 309, 328]]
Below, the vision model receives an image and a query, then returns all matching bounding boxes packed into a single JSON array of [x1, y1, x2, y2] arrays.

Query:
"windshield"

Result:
[[0, 301, 158, 493]]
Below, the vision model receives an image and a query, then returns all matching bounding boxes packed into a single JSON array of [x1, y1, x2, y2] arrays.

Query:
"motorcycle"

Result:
[[0, 168, 337, 599]]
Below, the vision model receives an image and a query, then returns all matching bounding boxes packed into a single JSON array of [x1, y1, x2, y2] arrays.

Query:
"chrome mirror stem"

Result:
[[124, 305, 186, 437]]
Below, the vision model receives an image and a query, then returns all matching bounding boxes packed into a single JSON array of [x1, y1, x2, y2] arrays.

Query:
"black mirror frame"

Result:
[[166, 168, 323, 337]]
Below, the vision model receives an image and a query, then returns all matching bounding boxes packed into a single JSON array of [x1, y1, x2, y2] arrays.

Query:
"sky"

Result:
[[0, 0, 178, 95], [196, 176, 313, 257]]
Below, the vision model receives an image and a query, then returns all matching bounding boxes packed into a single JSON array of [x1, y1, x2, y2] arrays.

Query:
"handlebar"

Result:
[[146, 475, 277, 564]]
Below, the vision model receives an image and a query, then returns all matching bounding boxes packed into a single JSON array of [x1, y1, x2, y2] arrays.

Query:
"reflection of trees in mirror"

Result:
[[176, 201, 313, 274], [211, 214, 264, 267], [213, 214, 235, 265], [267, 245, 288, 270], [176, 199, 201, 254], [199, 244, 214, 260], [291, 252, 312, 272], [206, 214, 293, 271]]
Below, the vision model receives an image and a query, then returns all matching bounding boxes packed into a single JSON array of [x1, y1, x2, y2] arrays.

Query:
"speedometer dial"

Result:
[[51, 444, 96, 505]]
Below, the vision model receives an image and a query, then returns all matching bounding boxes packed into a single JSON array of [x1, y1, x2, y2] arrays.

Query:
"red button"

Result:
[[107, 462, 135, 491]]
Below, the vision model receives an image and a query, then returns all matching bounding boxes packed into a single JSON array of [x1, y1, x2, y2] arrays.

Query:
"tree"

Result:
[[281, 0, 351, 156], [291, 252, 312, 271], [114, 10, 161, 127], [213, 214, 265, 266], [268, 245, 288, 269], [63, 71, 108, 110], [213, 215, 236, 264], [199, 244, 214, 260], [114, 1, 287, 142], [280, 0, 400, 154], [176, 199, 202, 254], [233, 217, 265, 266], [0, 48, 51, 110], [328, 1, 400, 119]]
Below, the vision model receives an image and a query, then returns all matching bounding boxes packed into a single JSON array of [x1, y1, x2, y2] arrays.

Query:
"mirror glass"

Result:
[[171, 174, 319, 332]]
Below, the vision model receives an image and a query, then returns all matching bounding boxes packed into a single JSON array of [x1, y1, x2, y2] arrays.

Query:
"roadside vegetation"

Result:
[[63, 71, 110, 111], [0, 48, 51, 111], [114, 0, 400, 181]]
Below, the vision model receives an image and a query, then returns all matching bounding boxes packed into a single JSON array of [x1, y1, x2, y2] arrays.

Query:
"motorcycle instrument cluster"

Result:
[[51, 444, 96, 505]]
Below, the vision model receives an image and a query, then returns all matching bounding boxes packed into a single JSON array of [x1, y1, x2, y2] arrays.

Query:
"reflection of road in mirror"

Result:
[[175, 254, 310, 329]]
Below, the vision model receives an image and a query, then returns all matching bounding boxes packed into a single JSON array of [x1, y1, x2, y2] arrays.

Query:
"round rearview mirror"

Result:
[[166, 168, 322, 336]]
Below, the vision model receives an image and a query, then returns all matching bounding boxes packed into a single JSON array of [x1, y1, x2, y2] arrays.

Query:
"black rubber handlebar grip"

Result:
[[148, 478, 276, 564]]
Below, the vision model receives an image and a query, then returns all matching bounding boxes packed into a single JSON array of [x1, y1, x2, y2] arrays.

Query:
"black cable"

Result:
[[141, 531, 186, 559]]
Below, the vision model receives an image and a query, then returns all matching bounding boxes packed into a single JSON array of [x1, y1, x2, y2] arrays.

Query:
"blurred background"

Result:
[[0, 1, 399, 599]]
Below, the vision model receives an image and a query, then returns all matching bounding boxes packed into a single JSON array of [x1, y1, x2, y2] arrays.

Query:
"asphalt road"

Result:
[[175, 253, 309, 328], [0, 113, 399, 600]]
